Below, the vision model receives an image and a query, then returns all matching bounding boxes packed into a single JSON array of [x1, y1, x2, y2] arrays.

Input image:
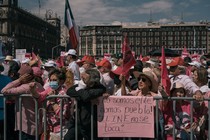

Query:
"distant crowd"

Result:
[[0, 49, 210, 140]]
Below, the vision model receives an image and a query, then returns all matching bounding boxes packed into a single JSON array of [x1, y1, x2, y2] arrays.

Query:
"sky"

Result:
[[18, 0, 210, 26]]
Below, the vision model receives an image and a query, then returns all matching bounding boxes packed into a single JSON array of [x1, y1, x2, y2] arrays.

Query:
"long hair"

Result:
[[85, 69, 101, 88]]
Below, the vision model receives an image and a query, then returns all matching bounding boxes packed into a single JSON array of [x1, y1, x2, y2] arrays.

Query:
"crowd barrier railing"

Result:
[[0, 94, 210, 140]]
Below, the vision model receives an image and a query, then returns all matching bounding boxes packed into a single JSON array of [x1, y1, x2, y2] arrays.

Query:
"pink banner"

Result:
[[97, 96, 154, 138]]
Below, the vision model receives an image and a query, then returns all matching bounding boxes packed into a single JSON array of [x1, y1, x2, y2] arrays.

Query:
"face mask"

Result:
[[49, 81, 59, 90], [203, 61, 206, 65]]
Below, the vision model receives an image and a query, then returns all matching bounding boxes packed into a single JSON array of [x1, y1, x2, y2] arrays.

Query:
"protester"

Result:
[[161, 82, 207, 140], [96, 58, 114, 95], [65, 49, 80, 81], [77, 55, 96, 72], [168, 57, 203, 100], [1, 55, 14, 76], [1, 65, 44, 140], [31, 69, 71, 140], [32, 66, 44, 86], [43, 60, 57, 89], [64, 69, 106, 140], [113, 53, 123, 67], [110, 66, 130, 96], [21, 58, 30, 66], [130, 71, 159, 96], [0, 63, 12, 140]]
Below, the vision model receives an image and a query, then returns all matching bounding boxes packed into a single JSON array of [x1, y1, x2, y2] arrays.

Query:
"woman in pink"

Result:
[[32, 69, 71, 140], [1, 65, 44, 140]]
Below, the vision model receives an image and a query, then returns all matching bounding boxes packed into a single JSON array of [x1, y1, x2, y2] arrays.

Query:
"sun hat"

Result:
[[4, 55, 13, 61], [138, 71, 158, 92], [65, 49, 77, 56], [96, 58, 112, 70]]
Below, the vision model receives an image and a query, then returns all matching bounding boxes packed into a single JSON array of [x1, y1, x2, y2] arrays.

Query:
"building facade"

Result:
[[0, 0, 62, 59], [79, 22, 210, 57]]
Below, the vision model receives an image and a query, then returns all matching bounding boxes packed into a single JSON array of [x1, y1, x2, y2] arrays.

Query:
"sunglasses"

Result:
[[138, 77, 147, 82]]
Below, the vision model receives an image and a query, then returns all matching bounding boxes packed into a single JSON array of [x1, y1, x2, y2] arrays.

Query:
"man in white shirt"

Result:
[[168, 57, 203, 100], [65, 49, 80, 81]]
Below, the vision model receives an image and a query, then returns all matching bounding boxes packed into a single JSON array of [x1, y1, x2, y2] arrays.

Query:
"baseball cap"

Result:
[[96, 58, 112, 70], [188, 61, 201, 68], [167, 57, 184, 67], [65, 49, 77, 56], [77, 55, 95, 66], [44, 60, 57, 68]]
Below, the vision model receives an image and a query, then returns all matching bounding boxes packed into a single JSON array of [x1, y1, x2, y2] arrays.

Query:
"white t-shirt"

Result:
[[68, 61, 80, 80]]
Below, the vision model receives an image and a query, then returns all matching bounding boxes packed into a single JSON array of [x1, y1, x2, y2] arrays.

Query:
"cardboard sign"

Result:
[[97, 96, 154, 138]]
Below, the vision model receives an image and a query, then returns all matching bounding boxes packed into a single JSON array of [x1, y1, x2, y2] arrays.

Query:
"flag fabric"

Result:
[[32, 52, 43, 67], [181, 46, 190, 58], [139, 54, 143, 60], [56, 56, 64, 68], [64, 0, 79, 49], [161, 46, 171, 96], [121, 35, 136, 75]]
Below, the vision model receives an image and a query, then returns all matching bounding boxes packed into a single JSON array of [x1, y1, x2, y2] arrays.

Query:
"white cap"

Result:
[[200, 86, 210, 93], [188, 61, 201, 68], [65, 49, 77, 56], [21, 58, 30, 64], [44, 60, 57, 67]]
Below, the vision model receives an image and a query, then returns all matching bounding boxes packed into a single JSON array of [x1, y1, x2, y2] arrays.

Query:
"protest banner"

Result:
[[97, 96, 154, 138]]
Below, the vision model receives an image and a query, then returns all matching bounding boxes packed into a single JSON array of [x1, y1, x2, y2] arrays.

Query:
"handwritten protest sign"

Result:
[[97, 96, 154, 138]]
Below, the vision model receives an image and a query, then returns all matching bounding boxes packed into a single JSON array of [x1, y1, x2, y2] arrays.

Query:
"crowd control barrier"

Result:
[[0, 94, 210, 140]]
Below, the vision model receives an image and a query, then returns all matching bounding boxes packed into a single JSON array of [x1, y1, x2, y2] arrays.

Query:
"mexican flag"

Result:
[[64, 0, 79, 49]]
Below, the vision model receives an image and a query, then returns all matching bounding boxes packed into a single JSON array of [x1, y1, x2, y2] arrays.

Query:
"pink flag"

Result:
[[161, 46, 171, 96], [181, 46, 190, 58], [139, 54, 143, 60], [32, 52, 43, 67], [65, 0, 79, 49], [56, 56, 64, 68], [121, 35, 136, 75]]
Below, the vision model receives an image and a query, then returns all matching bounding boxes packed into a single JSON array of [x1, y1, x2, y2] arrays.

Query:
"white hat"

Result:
[[21, 58, 30, 64], [65, 49, 77, 56], [188, 61, 201, 68], [44, 60, 57, 67], [200, 86, 210, 93]]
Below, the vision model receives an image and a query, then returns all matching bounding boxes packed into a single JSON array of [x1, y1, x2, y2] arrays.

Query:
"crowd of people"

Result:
[[0, 49, 210, 140]]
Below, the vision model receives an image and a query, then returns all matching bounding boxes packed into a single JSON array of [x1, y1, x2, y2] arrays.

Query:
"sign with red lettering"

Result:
[[97, 96, 154, 138]]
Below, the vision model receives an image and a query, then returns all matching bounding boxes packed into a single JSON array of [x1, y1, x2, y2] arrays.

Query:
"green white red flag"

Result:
[[64, 0, 79, 49]]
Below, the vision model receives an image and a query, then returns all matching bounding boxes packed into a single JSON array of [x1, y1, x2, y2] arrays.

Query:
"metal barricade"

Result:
[[1, 94, 210, 140], [153, 96, 210, 140], [0, 94, 73, 140]]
